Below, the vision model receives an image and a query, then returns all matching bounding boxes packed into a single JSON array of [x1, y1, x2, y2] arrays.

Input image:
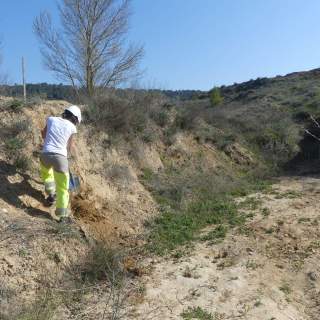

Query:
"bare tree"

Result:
[[34, 0, 144, 96]]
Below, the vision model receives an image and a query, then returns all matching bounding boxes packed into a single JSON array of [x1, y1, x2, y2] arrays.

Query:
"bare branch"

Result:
[[310, 114, 320, 128], [305, 129, 320, 142], [34, 0, 144, 96]]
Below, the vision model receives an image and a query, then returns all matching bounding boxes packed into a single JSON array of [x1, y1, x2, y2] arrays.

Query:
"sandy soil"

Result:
[[130, 176, 320, 320]]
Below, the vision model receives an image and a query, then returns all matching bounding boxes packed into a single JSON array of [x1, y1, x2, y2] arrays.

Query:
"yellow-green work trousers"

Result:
[[40, 155, 70, 218]]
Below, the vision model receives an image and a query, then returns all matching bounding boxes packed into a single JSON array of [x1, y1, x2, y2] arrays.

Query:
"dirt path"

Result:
[[131, 176, 320, 320]]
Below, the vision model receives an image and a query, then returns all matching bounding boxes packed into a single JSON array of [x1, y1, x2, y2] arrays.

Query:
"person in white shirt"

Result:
[[40, 105, 81, 223]]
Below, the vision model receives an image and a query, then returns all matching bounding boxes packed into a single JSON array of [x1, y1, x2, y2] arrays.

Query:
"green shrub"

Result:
[[14, 155, 31, 171], [143, 158, 271, 255], [5, 137, 25, 154], [181, 306, 213, 320], [210, 87, 223, 107], [201, 225, 228, 242], [7, 99, 24, 112], [11, 119, 31, 136], [141, 168, 154, 182], [151, 109, 170, 127]]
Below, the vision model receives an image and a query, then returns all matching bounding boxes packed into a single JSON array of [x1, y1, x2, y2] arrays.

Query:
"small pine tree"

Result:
[[210, 87, 223, 107]]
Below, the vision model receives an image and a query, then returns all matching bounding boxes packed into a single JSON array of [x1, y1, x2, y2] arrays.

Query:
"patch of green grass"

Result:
[[5, 137, 25, 153], [283, 190, 301, 199], [147, 198, 244, 255], [14, 155, 31, 171], [238, 225, 253, 236], [246, 212, 256, 219], [279, 282, 292, 295], [201, 225, 228, 242], [140, 167, 154, 182], [274, 190, 301, 199], [181, 306, 213, 320], [265, 227, 274, 234], [171, 249, 189, 259], [254, 299, 263, 308], [298, 217, 311, 224], [246, 259, 260, 270], [18, 248, 28, 257], [144, 152, 273, 255], [261, 207, 271, 217], [7, 99, 24, 112], [230, 178, 272, 197], [238, 197, 262, 210], [145, 168, 272, 255]]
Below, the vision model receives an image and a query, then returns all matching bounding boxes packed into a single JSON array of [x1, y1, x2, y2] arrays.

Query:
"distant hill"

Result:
[[0, 83, 206, 101], [0, 83, 75, 100]]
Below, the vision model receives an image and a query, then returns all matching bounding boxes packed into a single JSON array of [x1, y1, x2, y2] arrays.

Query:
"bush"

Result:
[[10, 119, 31, 136], [84, 91, 170, 143], [141, 128, 157, 143], [78, 242, 125, 285], [14, 290, 59, 320], [151, 109, 170, 127], [4, 122, 31, 171], [7, 99, 24, 112], [210, 87, 223, 107], [181, 306, 213, 320], [5, 137, 25, 154], [84, 93, 149, 135], [14, 155, 31, 171]]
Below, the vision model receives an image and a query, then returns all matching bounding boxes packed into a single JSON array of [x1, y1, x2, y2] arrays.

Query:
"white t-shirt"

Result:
[[42, 117, 77, 157]]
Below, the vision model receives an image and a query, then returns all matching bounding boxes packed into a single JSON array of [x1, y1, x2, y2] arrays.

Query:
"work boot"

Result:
[[58, 216, 74, 225], [46, 194, 56, 206]]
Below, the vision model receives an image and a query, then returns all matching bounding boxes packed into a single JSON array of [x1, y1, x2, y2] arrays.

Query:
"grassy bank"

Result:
[[143, 168, 272, 255]]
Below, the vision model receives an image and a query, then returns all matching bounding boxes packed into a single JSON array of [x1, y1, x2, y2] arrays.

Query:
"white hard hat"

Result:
[[65, 105, 82, 124]]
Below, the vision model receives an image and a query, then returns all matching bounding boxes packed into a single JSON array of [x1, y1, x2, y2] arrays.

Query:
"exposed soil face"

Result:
[[21, 100, 158, 239], [0, 99, 158, 317], [2, 97, 320, 319], [131, 177, 320, 320]]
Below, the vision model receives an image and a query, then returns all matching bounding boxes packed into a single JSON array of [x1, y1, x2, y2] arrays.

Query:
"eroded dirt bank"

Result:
[[2, 96, 320, 319]]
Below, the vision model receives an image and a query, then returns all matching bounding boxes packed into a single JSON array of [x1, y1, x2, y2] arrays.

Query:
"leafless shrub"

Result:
[[84, 90, 168, 138], [13, 289, 59, 320], [69, 242, 132, 320], [10, 243, 133, 320], [0, 279, 15, 319]]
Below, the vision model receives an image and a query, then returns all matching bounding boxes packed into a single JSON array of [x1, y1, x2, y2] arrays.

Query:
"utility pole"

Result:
[[22, 57, 26, 103]]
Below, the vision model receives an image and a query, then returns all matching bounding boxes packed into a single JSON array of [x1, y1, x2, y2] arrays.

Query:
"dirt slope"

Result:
[[8, 99, 158, 239], [2, 94, 320, 319], [132, 176, 320, 320], [0, 98, 158, 317]]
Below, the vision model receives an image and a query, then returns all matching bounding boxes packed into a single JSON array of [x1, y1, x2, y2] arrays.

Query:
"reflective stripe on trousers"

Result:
[[40, 162, 70, 217], [55, 207, 69, 218]]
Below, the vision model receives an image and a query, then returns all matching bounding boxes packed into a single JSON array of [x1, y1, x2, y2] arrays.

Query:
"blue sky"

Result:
[[0, 0, 320, 90]]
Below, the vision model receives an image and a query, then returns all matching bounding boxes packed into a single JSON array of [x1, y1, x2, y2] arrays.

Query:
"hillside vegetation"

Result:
[[0, 69, 320, 319]]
